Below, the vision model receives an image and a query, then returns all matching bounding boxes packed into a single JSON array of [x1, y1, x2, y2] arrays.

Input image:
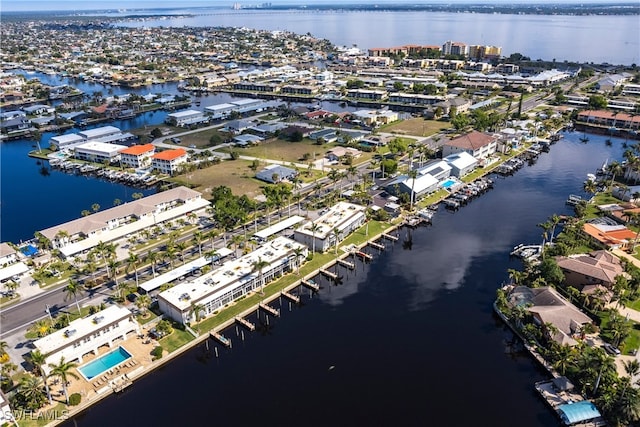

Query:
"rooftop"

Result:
[[120, 144, 155, 156], [296, 202, 366, 239], [153, 149, 187, 161]]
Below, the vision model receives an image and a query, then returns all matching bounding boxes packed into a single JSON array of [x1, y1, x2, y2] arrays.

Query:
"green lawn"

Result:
[[17, 403, 68, 427], [597, 310, 640, 355], [220, 138, 332, 164], [159, 328, 195, 353], [380, 118, 452, 137]]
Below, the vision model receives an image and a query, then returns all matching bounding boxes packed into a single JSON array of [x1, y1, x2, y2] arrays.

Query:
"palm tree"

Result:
[[176, 241, 188, 265], [18, 375, 47, 410], [28, 350, 52, 404], [310, 222, 320, 254], [331, 227, 340, 255], [32, 319, 52, 338], [192, 232, 203, 257], [126, 251, 140, 287], [583, 179, 597, 197], [623, 359, 640, 379], [136, 294, 151, 317], [190, 302, 205, 322], [64, 279, 82, 314], [48, 357, 79, 405], [408, 169, 418, 212], [146, 251, 159, 277], [608, 160, 624, 189], [251, 256, 270, 295], [205, 249, 219, 268], [292, 246, 305, 275]]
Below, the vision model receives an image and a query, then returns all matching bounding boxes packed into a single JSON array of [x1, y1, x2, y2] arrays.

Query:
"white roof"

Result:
[[33, 305, 132, 356], [74, 141, 128, 155], [50, 133, 85, 144], [159, 237, 304, 311], [168, 109, 203, 118], [296, 202, 366, 239], [205, 102, 236, 112], [445, 151, 479, 169], [404, 173, 439, 193], [78, 126, 121, 140], [140, 256, 211, 293], [0, 261, 29, 282], [254, 215, 305, 240]]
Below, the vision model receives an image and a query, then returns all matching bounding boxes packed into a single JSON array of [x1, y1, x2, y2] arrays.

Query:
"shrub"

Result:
[[68, 393, 81, 406], [151, 346, 163, 361]]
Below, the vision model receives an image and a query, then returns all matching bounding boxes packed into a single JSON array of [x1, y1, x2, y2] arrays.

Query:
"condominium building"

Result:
[[158, 236, 308, 324], [33, 305, 140, 374], [119, 143, 155, 169], [74, 141, 127, 163], [294, 202, 366, 253], [151, 149, 188, 175]]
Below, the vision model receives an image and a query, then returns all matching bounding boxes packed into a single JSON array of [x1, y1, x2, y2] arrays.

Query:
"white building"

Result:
[[351, 109, 398, 127], [205, 102, 237, 119], [442, 131, 498, 160], [294, 202, 366, 252], [40, 186, 210, 257], [119, 143, 155, 169], [151, 148, 188, 175], [158, 237, 308, 324], [165, 110, 208, 127], [78, 126, 122, 141], [0, 242, 29, 283], [33, 305, 140, 374], [444, 151, 479, 177], [49, 133, 85, 150], [74, 141, 127, 163]]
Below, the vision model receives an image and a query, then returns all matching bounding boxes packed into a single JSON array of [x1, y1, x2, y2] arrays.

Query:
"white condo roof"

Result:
[[75, 141, 128, 154], [78, 126, 121, 139], [296, 202, 366, 239]]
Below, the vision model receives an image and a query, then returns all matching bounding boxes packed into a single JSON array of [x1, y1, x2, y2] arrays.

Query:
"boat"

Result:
[[586, 173, 596, 182], [565, 194, 583, 206]]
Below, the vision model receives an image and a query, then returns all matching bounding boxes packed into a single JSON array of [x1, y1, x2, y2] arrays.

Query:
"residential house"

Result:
[[444, 151, 478, 177], [326, 147, 361, 163], [256, 164, 298, 184], [582, 222, 637, 251], [555, 250, 627, 290], [442, 131, 498, 160]]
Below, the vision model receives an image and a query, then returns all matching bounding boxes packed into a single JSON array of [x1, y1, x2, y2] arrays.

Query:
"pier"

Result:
[[320, 269, 339, 280], [368, 241, 385, 251], [354, 250, 373, 261], [258, 302, 280, 317], [382, 233, 399, 241], [281, 291, 300, 304], [336, 258, 355, 270], [301, 279, 320, 291], [210, 331, 232, 348], [234, 316, 256, 331]]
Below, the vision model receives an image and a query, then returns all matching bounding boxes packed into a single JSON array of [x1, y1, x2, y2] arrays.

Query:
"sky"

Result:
[[1, 0, 628, 13]]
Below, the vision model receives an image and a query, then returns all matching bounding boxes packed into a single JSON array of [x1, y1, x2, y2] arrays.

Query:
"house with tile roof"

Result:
[[120, 143, 155, 169], [555, 250, 627, 290], [508, 286, 592, 346], [442, 130, 498, 160], [582, 222, 637, 251], [151, 148, 188, 175]]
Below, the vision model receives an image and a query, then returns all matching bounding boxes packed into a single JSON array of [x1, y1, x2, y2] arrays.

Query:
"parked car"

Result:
[[171, 137, 181, 144], [603, 343, 621, 356]]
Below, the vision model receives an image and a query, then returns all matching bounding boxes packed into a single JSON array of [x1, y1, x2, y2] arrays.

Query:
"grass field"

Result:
[[226, 138, 333, 163], [169, 159, 265, 197], [175, 128, 230, 149], [381, 118, 452, 137]]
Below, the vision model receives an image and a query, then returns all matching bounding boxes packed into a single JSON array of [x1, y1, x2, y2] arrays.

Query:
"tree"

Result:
[[91, 203, 100, 213], [28, 350, 52, 404], [588, 94, 608, 110], [192, 232, 204, 257], [136, 294, 151, 317], [190, 302, 205, 322], [64, 279, 82, 314], [48, 357, 79, 405], [146, 251, 159, 277], [205, 249, 219, 268], [292, 246, 305, 275], [608, 160, 624, 189], [310, 222, 320, 254], [16, 375, 47, 411], [408, 169, 418, 211], [126, 251, 140, 288], [251, 256, 270, 295]]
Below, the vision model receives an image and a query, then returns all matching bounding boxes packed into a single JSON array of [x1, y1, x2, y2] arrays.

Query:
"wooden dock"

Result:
[[382, 233, 398, 241], [281, 291, 300, 304], [320, 269, 338, 280], [336, 259, 355, 270], [369, 241, 385, 250], [259, 302, 280, 317], [354, 250, 373, 261], [210, 331, 232, 348], [301, 279, 319, 291], [234, 316, 256, 331]]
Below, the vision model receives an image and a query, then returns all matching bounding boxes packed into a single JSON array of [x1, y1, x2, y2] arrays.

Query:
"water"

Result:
[[77, 347, 132, 380], [116, 10, 640, 65], [63, 133, 626, 427]]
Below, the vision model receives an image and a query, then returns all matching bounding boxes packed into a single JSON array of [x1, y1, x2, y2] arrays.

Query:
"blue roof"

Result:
[[557, 401, 601, 425]]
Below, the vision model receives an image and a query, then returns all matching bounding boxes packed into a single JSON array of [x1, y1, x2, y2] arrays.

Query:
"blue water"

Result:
[[78, 347, 132, 380], [441, 178, 456, 188]]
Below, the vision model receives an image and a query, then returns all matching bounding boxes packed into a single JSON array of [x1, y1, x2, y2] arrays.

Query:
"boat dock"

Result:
[[210, 332, 232, 348], [368, 241, 385, 250], [234, 316, 255, 331], [320, 269, 338, 280], [301, 279, 320, 291], [281, 291, 300, 304], [336, 259, 355, 270], [510, 244, 543, 262], [354, 250, 373, 261], [382, 233, 398, 241], [565, 194, 583, 206], [258, 302, 280, 317]]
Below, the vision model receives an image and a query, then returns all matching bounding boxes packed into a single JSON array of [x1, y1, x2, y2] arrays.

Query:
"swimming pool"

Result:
[[441, 178, 457, 189], [78, 347, 132, 380]]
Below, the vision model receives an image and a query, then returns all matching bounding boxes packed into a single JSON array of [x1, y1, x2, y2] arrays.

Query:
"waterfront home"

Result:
[[0, 117, 31, 134], [119, 144, 155, 169], [385, 173, 439, 202], [346, 89, 388, 101], [49, 133, 88, 150], [33, 305, 140, 373], [0, 242, 29, 283], [158, 236, 308, 324], [444, 151, 478, 177], [22, 104, 53, 115], [441, 130, 498, 160], [151, 149, 188, 175], [576, 110, 640, 130], [0, 243, 18, 267], [507, 286, 592, 346], [582, 222, 637, 251], [74, 141, 127, 164], [40, 186, 210, 258], [294, 202, 366, 252], [165, 110, 208, 127], [555, 250, 627, 291], [255, 164, 298, 184]]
